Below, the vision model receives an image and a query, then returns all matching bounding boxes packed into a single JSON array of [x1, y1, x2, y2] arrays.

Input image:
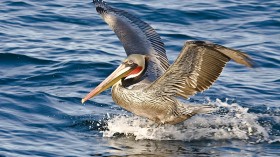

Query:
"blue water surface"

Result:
[[0, 0, 279, 156]]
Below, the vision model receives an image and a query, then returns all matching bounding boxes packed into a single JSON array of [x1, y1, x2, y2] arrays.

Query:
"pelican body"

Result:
[[82, 0, 253, 125]]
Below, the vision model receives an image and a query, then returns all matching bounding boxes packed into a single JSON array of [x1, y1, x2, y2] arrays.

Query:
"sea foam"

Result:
[[101, 99, 278, 143]]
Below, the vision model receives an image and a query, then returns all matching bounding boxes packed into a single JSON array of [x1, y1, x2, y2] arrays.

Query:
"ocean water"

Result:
[[0, 0, 279, 156]]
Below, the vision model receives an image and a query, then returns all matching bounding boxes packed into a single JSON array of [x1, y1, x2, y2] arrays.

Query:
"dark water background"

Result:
[[1, 0, 279, 156]]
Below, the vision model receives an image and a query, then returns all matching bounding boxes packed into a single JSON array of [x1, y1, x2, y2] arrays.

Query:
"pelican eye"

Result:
[[127, 60, 134, 65]]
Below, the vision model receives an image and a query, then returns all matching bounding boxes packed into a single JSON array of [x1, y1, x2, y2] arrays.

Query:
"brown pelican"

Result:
[[82, 0, 253, 124]]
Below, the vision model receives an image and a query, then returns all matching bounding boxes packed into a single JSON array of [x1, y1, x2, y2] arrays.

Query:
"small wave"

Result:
[[0, 53, 54, 66], [5, 1, 33, 7], [99, 99, 278, 143]]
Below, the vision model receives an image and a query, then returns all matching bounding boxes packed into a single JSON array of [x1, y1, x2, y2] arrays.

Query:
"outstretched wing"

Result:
[[146, 41, 253, 98], [93, 0, 169, 80]]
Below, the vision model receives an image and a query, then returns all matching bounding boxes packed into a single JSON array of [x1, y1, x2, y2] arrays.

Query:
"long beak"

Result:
[[81, 63, 136, 104]]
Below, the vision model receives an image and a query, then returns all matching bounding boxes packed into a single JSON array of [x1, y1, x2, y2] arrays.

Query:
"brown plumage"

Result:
[[81, 0, 253, 125]]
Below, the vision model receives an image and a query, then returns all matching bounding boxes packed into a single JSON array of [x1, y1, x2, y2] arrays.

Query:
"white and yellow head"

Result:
[[82, 54, 147, 103]]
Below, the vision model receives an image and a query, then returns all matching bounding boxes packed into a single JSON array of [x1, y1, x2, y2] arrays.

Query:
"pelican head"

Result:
[[81, 54, 147, 104]]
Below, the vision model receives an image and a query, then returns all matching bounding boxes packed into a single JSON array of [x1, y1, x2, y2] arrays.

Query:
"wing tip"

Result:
[[184, 40, 255, 68], [93, 0, 105, 4], [93, 0, 108, 14], [238, 53, 255, 68]]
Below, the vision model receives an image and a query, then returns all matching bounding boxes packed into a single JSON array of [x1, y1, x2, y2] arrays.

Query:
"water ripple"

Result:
[[0, 0, 279, 156]]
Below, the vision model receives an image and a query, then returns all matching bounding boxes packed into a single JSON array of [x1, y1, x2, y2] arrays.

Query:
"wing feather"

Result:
[[147, 41, 253, 98], [93, 0, 169, 77]]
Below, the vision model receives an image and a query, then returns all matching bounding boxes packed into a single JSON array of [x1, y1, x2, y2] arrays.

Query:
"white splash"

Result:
[[101, 99, 276, 142]]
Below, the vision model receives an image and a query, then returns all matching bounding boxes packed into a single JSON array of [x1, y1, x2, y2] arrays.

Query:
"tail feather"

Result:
[[179, 104, 216, 118], [194, 105, 216, 114], [166, 104, 216, 125]]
